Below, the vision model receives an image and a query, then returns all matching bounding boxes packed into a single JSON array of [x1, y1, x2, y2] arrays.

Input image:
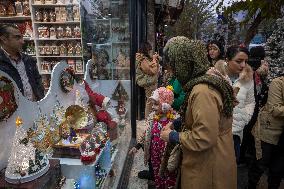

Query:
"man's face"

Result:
[[1, 27, 24, 53]]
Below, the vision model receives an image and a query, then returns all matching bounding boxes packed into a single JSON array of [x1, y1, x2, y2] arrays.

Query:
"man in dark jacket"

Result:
[[0, 24, 44, 101]]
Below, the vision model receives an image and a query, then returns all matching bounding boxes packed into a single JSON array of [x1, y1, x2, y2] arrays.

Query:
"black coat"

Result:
[[0, 49, 45, 101]]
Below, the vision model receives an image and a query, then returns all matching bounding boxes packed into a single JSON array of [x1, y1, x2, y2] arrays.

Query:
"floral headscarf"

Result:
[[164, 36, 234, 118]]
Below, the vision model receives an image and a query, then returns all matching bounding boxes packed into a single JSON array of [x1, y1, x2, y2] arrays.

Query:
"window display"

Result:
[[0, 0, 132, 188]]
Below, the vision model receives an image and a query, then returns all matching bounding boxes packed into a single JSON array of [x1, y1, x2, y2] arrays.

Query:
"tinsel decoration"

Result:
[[265, 17, 284, 81], [0, 76, 18, 122]]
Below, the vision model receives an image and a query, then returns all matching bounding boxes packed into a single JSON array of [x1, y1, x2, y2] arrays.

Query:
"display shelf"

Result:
[[33, 21, 80, 24], [0, 16, 31, 21], [23, 37, 34, 41], [32, 3, 79, 7], [36, 38, 81, 41], [37, 55, 82, 58], [40, 72, 84, 75]]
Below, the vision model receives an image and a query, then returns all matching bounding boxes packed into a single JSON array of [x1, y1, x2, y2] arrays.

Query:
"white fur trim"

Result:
[[162, 103, 171, 112], [102, 97, 110, 109]]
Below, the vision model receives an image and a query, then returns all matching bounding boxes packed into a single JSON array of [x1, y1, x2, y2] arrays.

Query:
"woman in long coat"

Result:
[[161, 37, 237, 189]]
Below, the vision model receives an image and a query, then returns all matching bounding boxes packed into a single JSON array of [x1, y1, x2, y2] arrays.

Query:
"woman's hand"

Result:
[[129, 147, 138, 155], [160, 122, 173, 142]]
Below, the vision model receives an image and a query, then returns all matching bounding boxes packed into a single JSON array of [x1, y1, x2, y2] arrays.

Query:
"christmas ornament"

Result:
[[5, 117, 49, 184], [0, 76, 18, 122], [60, 67, 75, 93]]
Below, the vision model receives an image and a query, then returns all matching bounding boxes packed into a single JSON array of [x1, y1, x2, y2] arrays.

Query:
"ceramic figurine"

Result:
[[22, 0, 30, 16], [59, 43, 67, 56], [49, 10, 56, 22], [43, 10, 49, 22], [67, 43, 74, 56], [57, 26, 64, 38], [15, 1, 23, 16], [7, 3, 16, 16], [0, 4, 6, 16], [73, 5, 80, 21], [49, 27, 56, 39], [73, 26, 81, 38], [35, 10, 43, 22], [65, 26, 72, 38], [74, 42, 81, 56]]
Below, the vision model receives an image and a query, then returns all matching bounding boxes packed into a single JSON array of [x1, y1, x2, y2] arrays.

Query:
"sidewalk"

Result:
[[127, 120, 148, 189]]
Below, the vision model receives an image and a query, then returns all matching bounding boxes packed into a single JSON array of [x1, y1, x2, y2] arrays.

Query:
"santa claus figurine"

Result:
[[84, 81, 118, 141]]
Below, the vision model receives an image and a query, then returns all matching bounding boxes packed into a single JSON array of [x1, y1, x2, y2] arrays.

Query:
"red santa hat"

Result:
[[84, 80, 110, 109], [96, 110, 117, 129]]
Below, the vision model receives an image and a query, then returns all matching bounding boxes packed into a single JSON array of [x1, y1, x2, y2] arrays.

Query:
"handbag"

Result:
[[167, 144, 181, 172], [136, 60, 157, 88]]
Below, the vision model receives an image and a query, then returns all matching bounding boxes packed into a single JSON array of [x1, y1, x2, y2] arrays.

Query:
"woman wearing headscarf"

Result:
[[207, 40, 225, 66], [160, 37, 237, 189]]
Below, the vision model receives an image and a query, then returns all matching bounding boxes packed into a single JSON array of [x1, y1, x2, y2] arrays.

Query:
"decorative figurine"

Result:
[[74, 42, 81, 56], [65, 26, 72, 38], [15, 1, 23, 16], [55, 7, 61, 22], [67, 43, 74, 56], [45, 44, 51, 55], [73, 5, 80, 21], [7, 3, 16, 16], [49, 10, 56, 22], [0, 4, 6, 16], [35, 10, 43, 22], [51, 43, 59, 55], [57, 26, 64, 38], [22, 0, 31, 16], [73, 26, 81, 38], [75, 60, 83, 73], [43, 10, 49, 22], [59, 43, 67, 56], [49, 27, 56, 39]]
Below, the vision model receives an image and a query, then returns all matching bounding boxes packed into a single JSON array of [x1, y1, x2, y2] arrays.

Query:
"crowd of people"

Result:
[[133, 37, 284, 189]]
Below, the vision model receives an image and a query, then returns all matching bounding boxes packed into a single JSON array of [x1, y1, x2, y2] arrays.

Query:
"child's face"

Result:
[[151, 99, 162, 114]]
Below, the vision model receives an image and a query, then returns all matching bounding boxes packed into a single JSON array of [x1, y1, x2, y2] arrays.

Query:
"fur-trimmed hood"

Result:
[[238, 64, 254, 83]]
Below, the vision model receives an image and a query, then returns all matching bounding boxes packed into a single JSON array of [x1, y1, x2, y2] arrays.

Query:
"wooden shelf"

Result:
[[34, 21, 80, 24], [38, 55, 82, 58], [36, 38, 81, 41], [41, 72, 84, 75], [23, 37, 34, 41], [0, 16, 31, 21]]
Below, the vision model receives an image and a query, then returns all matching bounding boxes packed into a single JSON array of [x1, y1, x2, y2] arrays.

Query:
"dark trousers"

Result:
[[248, 141, 284, 189], [233, 135, 241, 163]]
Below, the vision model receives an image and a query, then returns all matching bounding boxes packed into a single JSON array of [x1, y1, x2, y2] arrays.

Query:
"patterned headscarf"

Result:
[[164, 36, 234, 118]]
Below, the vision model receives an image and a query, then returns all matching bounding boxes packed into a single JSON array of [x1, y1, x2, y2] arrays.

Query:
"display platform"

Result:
[[0, 159, 61, 189]]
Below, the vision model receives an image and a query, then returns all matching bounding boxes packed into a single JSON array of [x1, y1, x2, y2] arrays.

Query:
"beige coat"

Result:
[[260, 76, 284, 145], [179, 84, 237, 189]]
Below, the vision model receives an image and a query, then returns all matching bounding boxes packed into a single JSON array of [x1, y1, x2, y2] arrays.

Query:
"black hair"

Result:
[[138, 41, 152, 58], [226, 45, 250, 61], [207, 40, 225, 63], [248, 46, 265, 71], [0, 23, 19, 38]]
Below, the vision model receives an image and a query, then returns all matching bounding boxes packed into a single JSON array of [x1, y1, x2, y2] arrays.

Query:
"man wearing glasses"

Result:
[[0, 24, 44, 101]]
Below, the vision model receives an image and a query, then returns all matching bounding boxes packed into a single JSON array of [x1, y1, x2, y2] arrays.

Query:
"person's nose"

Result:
[[240, 61, 246, 68]]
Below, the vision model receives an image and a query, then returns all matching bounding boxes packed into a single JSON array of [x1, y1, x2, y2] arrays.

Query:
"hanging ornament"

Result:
[[0, 76, 18, 122], [60, 67, 75, 93]]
